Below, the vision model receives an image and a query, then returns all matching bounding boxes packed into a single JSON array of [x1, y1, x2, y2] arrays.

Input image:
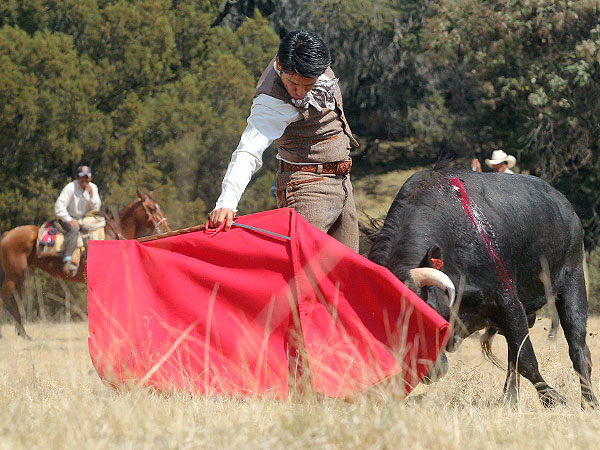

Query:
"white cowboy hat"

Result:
[[485, 150, 516, 169]]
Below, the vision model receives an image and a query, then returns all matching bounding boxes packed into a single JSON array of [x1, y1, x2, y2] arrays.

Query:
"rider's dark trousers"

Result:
[[58, 219, 79, 261]]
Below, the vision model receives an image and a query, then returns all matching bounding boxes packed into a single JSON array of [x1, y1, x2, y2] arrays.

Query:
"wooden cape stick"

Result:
[[137, 223, 206, 243], [137, 222, 291, 243]]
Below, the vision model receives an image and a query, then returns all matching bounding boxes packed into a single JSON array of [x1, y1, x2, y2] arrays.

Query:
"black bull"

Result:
[[368, 167, 598, 408]]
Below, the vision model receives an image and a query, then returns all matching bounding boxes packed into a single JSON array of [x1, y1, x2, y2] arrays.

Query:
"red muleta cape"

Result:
[[87, 208, 449, 398]]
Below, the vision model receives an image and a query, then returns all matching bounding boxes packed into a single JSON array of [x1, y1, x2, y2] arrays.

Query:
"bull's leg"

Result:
[[503, 359, 519, 405], [422, 351, 448, 384], [547, 303, 560, 339], [496, 293, 567, 407], [555, 270, 598, 409]]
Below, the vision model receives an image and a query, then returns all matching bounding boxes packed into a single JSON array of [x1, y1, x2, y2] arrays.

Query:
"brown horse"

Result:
[[0, 191, 171, 339]]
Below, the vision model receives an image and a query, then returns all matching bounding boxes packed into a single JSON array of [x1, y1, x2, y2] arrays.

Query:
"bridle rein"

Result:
[[138, 195, 171, 234], [103, 194, 171, 240]]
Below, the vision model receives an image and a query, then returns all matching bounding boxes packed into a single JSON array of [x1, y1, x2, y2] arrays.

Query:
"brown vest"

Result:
[[254, 58, 358, 164]]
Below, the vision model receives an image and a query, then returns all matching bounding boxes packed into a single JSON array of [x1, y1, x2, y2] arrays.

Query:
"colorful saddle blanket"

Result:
[[37, 217, 106, 258], [39, 220, 59, 247]]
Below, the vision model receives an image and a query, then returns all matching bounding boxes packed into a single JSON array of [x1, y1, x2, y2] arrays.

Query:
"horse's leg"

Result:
[[7, 284, 31, 340], [0, 279, 10, 339], [1, 246, 31, 340], [1, 273, 31, 340], [0, 278, 15, 338]]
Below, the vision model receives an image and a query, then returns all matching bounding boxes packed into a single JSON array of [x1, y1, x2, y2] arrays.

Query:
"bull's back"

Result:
[[462, 172, 580, 254], [435, 170, 583, 284], [373, 168, 582, 270]]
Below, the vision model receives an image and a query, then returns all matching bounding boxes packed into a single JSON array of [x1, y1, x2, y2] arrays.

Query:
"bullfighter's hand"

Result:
[[209, 207, 234, 231], [69, 219, 80, 230]]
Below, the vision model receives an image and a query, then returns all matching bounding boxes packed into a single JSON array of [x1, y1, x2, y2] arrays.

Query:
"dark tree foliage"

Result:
[[1, 0, 599, 250], [217, 0, 600, 250], [2, 0, 600, 316], [0, 0, 278, 232], [426, 0, 600, 248]]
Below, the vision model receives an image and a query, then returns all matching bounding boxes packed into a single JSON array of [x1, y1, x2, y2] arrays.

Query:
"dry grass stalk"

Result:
[[1, 317, 600, 449]]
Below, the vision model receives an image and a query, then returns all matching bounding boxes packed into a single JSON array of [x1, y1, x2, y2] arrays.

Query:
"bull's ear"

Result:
[[418, 245, 442, 268]]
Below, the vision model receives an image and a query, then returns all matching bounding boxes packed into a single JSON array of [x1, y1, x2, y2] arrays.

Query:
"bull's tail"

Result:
[[358, 214, 385, 256], [480, 327, 504, 369]]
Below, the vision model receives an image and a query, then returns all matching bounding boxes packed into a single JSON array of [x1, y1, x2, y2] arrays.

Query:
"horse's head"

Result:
[[136, 190, 171, 234]]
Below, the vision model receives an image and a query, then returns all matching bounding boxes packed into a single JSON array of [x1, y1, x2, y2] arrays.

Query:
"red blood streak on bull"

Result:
[[448, 177, 515, 297]]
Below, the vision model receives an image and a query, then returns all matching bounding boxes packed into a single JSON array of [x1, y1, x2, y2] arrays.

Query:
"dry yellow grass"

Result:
[[1, 317, 600, 449], [353, 168, 418, 221], [3, 166, 599, 448]]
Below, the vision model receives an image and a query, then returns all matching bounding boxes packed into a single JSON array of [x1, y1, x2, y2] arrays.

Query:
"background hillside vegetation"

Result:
[[1, 0, 599, 317]]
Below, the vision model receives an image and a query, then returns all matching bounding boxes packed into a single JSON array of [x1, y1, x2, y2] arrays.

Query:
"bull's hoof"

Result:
[[582, 394, 599, 410], [501, 389, 519, 407], [538, 388, 568, 408], [422, 352, 449, 384]]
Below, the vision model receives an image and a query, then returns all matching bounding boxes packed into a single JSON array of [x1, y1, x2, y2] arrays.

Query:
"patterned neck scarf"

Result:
[[290, 77, 339, 112]]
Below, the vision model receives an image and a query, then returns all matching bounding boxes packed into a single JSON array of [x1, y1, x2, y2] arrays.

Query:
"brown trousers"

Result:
[[276, 168, 359, 252]]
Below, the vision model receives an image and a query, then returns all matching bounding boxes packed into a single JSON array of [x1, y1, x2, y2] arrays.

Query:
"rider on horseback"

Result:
[[54, 165, 101, 276]]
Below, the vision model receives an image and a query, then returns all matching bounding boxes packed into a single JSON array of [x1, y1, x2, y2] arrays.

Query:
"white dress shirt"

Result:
[[55, 180, 101, 222], [214, 94, 302, 211], [215, 63, 337, 212]]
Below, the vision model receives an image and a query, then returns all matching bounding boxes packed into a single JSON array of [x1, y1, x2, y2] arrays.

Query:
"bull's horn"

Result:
[[409, 268, 456, 307]]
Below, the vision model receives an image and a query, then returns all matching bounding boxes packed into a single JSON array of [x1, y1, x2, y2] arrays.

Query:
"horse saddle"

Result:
[[37, 213, 106, 258]]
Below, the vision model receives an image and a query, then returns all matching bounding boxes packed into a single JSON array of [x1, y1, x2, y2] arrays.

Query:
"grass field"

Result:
[[353, 168, 416, 222], [1, 317, 600, 450], [3, 167, 600, 449]]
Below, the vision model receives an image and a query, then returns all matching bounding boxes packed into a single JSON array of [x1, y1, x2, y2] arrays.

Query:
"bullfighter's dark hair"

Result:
[[277, 30, 331, 78]]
